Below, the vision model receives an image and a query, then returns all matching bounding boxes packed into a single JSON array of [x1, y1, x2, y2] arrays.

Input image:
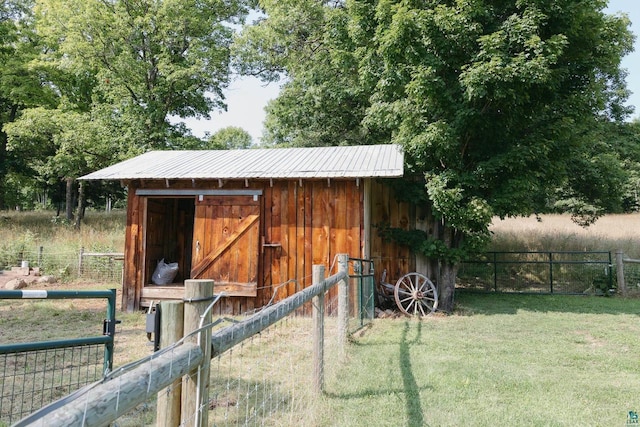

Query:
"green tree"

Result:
[[603, 120, 640, 212], [4, 0, 253, 214], [35, 0, 252, 150], [206, 126, 253, 149], [0, 0, 58, 209], [238, 0, 634, 312]]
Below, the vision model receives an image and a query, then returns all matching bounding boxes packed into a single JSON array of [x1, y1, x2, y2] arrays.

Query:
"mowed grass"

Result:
[[319, 293, 640, 427]]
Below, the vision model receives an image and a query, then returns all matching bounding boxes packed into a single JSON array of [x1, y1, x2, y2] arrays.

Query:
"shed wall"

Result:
[[122, 178, 417, 313]]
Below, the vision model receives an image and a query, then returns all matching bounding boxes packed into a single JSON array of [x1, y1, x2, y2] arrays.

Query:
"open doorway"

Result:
[[143, 197, 195, 286]]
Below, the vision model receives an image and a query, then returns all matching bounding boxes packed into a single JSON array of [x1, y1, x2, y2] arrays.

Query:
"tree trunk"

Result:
[[74, 180, 85, 229], [65, 178, 75, 221], [435, 219, 463, 314], [438, 262, 459, 314]]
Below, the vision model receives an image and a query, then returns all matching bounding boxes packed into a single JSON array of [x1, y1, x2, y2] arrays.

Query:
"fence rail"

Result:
[[18, 254, 352, 427], [458, 251, 613, 295]]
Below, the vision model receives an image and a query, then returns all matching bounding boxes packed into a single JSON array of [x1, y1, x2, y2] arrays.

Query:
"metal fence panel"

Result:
[[349, 257, 375, 331], [458, 251, 613, 295], [1, 247, 123, 283], [0, 345, 105, 424], [0, 290, 116, 426]]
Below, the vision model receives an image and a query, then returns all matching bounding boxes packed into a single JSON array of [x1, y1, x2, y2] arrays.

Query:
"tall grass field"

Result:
[[1, 210, 638, 264], [489, 213, 640, 257], [0, 210, 126, 258]]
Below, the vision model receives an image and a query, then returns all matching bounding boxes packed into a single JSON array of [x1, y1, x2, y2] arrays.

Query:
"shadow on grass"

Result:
[[325, 320, 433, 427], [399, 321, 426, 427], [455, 291, 640, 316]]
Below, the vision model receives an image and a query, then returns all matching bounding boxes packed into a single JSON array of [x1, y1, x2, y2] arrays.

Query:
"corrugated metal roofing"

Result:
[[80, 144, 404, 180]]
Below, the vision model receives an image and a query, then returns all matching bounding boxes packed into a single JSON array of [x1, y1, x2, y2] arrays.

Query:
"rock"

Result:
[[5, 278, 27, 290], [37, 276, 57, 284]]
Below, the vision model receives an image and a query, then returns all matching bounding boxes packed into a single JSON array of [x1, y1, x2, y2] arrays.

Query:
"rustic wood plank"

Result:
[[334, 181, 347, 259], [279, 181, 291, 301], [261, 185, 273, 307], [303, 182, 313, 291], [191, 204, 205, 268], [190, 213, 259, 278], [328, 181, 347, 305], [197, 195, 259, 206], [287, 181, 298, 297], [123, 188, 139, 311], [141, 282, 257, 300], [216, 203, 232, 281], [271, 181, 282, 296]]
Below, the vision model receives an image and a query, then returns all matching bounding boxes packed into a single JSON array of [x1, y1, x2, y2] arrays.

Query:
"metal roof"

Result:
[[80, 144, 404, 180]]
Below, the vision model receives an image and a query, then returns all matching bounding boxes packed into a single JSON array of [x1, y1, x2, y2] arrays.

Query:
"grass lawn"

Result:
[[3, 284, 640, 426], [319, 293, 640, 426]]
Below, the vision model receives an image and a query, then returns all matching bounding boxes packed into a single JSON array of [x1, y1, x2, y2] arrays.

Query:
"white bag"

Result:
[[151, 258, 179, 285]]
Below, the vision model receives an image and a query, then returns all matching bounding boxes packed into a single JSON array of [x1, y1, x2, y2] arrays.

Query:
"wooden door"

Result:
[[191, 195, 260, 297]]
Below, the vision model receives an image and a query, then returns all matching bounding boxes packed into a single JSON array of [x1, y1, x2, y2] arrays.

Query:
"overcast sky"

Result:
[[183, 1, 640, 143]]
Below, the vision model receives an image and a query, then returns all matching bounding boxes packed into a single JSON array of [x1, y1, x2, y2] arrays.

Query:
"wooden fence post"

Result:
[[337, 253, 349, 358], [157, 301, 184, 427], [78, 246, 84, 275], [182, 279, 214, 427], [616, 249, 627, 296], [312, 264, 325, 393]]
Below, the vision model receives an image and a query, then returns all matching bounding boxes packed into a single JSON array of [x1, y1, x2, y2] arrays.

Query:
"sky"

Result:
[[184, 1, 640, 143]]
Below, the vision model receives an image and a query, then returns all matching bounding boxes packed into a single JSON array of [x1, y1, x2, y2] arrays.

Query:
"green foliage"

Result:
[[1, 0, 253, 211], [35, 0, 251, 149], [206, 126, 253, 149], [241, 0, 634, 310]]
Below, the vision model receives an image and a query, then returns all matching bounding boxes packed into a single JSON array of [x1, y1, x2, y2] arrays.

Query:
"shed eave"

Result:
[[79, 144, 405, 181]]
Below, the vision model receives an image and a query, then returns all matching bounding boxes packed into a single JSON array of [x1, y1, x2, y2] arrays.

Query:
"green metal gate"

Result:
[[0, 289, 117, 425], [349, 257, 375, 328]]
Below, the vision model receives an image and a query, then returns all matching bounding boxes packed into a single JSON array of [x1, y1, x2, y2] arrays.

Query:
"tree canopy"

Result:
[[1, 0, 254, 213], [236, 0, 636, 311], [206, 126, 253, 149], [34, 0, 251, 149]]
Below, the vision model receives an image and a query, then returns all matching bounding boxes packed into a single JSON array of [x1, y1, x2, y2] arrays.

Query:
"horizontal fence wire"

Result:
[[41, 264, 350, 427], [457, 251, 613, 295], [111, 297, 347, 426], [0, 344, 104, 426]]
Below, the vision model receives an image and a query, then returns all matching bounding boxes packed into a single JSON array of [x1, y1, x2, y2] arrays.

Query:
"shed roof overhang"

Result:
[[80, 144, 404, 181]]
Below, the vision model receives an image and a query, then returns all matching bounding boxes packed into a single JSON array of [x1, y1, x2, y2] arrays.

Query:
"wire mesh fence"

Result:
[[0, 344, 105, 425], [0, 247, 123, 283], [18, 258, 361, 426], [0, 289, 116, 426], [112, 300, 347, 426], [457, 251, 614, 294]]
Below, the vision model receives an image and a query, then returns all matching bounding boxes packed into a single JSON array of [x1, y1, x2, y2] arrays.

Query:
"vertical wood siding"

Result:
[[123, 178, 413, 313]]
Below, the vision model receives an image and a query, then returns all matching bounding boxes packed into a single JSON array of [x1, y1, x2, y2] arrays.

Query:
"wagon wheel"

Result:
[[393, 272, 438, 317]]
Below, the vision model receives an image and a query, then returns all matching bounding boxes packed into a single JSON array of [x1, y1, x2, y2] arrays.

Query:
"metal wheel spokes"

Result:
[[394, 272, 438, 317]]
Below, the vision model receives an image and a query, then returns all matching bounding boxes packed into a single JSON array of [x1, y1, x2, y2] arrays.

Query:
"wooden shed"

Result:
[[81, 144, 421, 313]]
